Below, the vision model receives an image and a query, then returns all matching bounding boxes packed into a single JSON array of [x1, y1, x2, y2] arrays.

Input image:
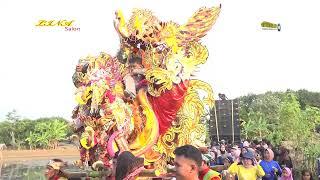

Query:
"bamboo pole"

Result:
[[231, 100, 234, 144], [213, 102, 220, 142]]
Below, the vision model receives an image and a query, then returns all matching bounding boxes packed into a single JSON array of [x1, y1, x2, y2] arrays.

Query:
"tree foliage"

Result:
[[239, 90, 320, 172], [296, 89, 320, 109], [25, 119, 68, 149], [0, 110, 71, 150]]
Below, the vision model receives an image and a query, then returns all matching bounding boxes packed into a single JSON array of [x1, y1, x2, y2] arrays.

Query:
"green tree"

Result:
[[26, 119, 68, 149], [5, 110, 22, 149], [239, 91, 320, 173], [25, 131, 38, 149], [240, 92, 281, 142], [241, 110, 270, 140], [296, 89, 320, 109], [6, 109, 21, 122], [241, 117, 255, 140], [0, 121, 13, 145], [278, 93, 302, 143], [1, 113, 71, 150]]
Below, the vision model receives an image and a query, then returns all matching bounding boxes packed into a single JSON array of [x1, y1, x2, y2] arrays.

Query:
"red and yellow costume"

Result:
[[71, 5, 221, 173]]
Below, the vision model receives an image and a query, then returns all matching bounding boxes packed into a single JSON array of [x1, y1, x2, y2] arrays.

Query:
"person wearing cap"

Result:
[[228, 151, 265, 180], [45, 159, 67, 180], [223, 156, 234, 167], [199, 154, 221, 180], [230, 146, 241, 163]]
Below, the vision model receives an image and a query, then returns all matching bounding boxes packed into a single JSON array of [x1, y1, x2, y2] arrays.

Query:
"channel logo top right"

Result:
[[261, 21, 281, 31]]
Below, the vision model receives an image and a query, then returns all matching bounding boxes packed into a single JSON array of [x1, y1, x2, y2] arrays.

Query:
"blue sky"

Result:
[[0, 0, 319, 120]]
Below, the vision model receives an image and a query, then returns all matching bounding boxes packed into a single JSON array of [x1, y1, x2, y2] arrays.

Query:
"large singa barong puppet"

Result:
[[71, 5, 221, 173]]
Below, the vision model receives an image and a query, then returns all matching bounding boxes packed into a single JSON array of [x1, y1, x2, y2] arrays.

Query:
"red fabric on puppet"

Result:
[[147, 81, 188, 135]]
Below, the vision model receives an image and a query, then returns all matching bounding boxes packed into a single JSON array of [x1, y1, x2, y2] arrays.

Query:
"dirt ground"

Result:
[[0, 146, 79, 162]]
